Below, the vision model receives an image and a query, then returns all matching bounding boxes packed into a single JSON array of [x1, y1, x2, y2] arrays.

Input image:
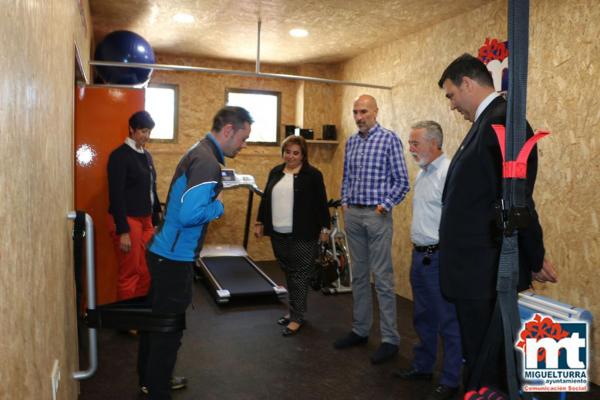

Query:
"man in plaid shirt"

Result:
[[334, 94, 410, 365]]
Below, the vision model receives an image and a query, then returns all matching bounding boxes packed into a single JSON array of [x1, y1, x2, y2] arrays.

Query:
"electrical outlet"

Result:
[[51, 360, 60, 400]]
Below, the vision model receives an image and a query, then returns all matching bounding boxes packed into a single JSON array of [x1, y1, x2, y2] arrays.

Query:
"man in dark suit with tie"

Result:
[[437, 54, 557, 393]]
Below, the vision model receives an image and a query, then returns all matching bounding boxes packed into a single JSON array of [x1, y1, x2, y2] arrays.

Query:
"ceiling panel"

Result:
[[90, 0, 495, 65]]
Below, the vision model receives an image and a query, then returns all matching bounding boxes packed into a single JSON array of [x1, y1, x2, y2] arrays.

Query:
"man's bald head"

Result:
[[354, 94, 378, 109], [353, 94, 379, 134]]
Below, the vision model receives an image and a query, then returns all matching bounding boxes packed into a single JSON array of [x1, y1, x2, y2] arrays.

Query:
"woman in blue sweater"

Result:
[[255, 135, 330, 336]]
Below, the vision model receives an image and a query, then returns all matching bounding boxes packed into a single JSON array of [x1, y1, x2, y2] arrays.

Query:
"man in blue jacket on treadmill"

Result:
[[138, 106, 253, 399]]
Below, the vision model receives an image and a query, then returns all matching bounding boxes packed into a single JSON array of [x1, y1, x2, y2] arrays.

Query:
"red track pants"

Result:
[[109, 215, 154, 300]]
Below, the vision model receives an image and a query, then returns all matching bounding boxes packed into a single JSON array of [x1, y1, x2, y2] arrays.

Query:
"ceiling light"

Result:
[[289, 28, 309, 38], [173, 13, 195, 23]]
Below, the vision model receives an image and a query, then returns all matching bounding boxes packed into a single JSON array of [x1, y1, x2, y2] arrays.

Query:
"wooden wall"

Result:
[[147, 55, 341, 261], [2, 0, 598, 395], [0, 1, 92, 399], [147, 3, 600, 382], [334, 0, 600, 383]]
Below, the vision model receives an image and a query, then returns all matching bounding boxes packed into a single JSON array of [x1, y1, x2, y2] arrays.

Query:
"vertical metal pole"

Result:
[[243, 190, 254, 250], [68, 211, 98, 380], [256, 19, 262, 73]]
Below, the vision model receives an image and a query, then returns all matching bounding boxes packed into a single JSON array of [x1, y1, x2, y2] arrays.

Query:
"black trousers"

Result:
[[270, 233, 318, 323], [454, 297, 506, 391], [138, 251, 194, 400]]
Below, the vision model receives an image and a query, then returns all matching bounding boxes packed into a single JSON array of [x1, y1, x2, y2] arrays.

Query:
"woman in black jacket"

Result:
[[254, 135, 330, 336], [107, 111, 162, 301]]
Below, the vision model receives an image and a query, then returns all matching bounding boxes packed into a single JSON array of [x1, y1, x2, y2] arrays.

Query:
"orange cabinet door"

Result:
[[74, 86, 145, 305]]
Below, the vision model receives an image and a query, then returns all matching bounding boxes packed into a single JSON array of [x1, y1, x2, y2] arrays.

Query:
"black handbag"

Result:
[[310, 243, 339, 290]]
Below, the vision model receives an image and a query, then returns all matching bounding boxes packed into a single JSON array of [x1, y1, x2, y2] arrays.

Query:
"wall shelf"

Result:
[[306, 139, 339, 144]]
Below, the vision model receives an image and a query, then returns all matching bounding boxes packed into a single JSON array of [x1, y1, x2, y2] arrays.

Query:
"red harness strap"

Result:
[[491, 124, 549, 178]]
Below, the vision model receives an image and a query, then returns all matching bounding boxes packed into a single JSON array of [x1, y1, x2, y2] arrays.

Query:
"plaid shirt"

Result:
[[341, 123, 410, 211]]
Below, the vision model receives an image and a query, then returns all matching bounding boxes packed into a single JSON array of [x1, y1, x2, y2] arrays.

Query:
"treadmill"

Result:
[[197, 169, 287, 304]]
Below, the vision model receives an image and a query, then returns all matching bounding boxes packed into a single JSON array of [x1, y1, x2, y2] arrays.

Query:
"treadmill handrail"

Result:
[[243, 256, 283, 289], [223, 182, 263, 197], [221, 172, 263, 249], [68, 211, 98, 380], [196, 258, 225, 291]]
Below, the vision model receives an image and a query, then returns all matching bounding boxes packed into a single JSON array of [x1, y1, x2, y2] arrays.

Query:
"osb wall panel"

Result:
[[297, 64, 343, 197], [147, 56, 341, 261], [302, 81, 339, 139], [298, 63, 342, 139], [337, 0, 600, 383], [527, 0, 600, 382], [0, 1, 92, 399], [339, 0, 502, 299]]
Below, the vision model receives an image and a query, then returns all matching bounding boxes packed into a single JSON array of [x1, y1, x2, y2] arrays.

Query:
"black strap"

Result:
[[503, 1, 532, 398], [469, 2, 533, 399], [72, 211, 87, 350], [73, 211, 86, 317], [506, 0, 529, 210], [86, 297, 186, 333], [497, 236, 525, 399], [71, 211, 186, 334]]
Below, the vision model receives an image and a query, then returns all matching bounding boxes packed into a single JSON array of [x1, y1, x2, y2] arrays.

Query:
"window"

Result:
[[145, 84, 179, 142], [226, 88, 281, 145]]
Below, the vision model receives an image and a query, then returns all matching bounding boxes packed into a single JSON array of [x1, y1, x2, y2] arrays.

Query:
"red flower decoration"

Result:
[[516, 314, 570, 362], [478, 37, 508, 64]]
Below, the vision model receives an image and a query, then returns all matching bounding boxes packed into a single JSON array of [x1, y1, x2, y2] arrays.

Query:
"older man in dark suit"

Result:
[[437, 54, 557, 393]]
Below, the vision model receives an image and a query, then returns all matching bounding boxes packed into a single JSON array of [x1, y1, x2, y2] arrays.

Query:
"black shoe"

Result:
[[392, 367, 433, 380], [370, 342, 398, 364], [277, 316, 290, 326], [139, 376, 188, 395], [282, 322, 303, 337], [425, 384, 458, 400], [169, 376, 187, 390], [333, 332, 368, 349]]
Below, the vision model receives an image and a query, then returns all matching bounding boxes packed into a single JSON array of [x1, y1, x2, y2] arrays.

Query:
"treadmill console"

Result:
[[220, 168, 263, 195], [221, 168, 236, 183]]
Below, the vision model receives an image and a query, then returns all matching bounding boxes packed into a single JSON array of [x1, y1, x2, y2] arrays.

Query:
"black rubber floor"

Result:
[[79, 261, 598, 400]]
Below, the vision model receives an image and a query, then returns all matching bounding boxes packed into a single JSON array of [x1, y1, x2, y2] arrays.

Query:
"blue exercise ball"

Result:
[[94, 30, 155, 85]]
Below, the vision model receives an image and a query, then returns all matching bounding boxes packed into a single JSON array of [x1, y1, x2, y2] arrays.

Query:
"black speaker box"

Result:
[[300, 129, 314, 140], [323, 125, 337, 140], [285, 125, 296, 137]]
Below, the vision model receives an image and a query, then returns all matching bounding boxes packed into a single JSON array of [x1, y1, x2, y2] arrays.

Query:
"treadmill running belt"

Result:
[[202, 256, 276, 296]]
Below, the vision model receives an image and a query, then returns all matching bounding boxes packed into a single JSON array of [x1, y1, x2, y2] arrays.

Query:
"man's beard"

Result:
[[411, 152, 429, 168]]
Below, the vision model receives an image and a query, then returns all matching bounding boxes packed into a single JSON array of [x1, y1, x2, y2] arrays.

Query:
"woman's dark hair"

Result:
[[281, 135, 309, 164], [438, 53, 494, 89], [128, 110, 155, 130]]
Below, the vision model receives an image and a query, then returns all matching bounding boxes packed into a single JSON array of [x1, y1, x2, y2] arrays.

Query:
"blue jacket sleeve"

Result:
[[178, 181, 224, 227], [175, 153, 224, 227]]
